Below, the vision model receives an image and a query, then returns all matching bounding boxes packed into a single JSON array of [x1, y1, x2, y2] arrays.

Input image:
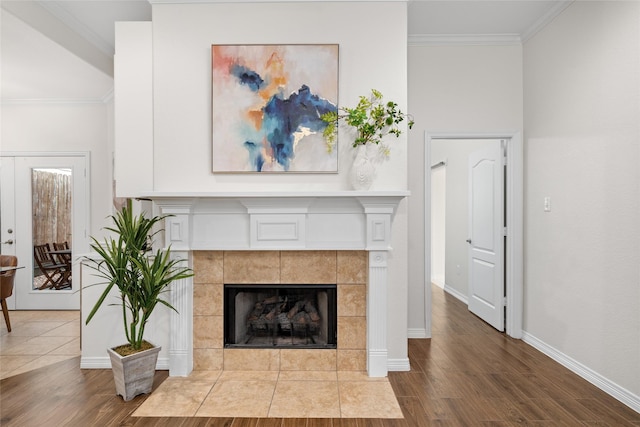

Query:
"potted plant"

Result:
[[321, 89, 414, 189], [84, 201, 193, 401]]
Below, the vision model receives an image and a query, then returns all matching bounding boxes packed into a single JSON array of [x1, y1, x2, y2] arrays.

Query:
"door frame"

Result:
[[0, 151, 91, 310], [424, 132, 523, 339]]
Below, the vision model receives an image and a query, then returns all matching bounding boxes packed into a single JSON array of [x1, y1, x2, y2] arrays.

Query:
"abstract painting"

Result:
[[212, 44, 338, 172]]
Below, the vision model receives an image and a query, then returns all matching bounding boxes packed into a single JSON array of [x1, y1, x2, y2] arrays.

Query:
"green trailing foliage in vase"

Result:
[[321, 89, 414, 155]]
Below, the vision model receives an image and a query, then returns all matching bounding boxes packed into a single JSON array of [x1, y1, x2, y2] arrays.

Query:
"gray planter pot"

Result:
[[107, 344, 161, 401]]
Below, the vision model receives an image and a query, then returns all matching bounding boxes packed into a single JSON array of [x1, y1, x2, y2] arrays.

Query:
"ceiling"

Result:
[[0, 0, 572, 102]]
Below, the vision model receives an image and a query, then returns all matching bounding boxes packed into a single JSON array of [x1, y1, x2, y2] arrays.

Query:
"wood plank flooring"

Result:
[[1, 286, 638, 426]]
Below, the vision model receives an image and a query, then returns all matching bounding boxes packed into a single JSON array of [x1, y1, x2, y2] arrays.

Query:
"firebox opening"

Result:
[[224, 284, 337, 349]]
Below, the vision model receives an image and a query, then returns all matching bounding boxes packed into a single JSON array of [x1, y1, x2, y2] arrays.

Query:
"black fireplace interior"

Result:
[[224, 284, 337, 349]]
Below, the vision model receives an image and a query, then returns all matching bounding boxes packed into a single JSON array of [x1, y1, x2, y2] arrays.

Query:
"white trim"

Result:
[[80, 357, 170, 371], [423, 131, 433, 339], [521, 1, 574, 42], [1, 97, 111, 105], [443, 284, 468, 305], [409, 34, 521, 47], [36, 0, 115, 55], [424, 131, 524, 339], [523, 332, 640, 414], [0, 151, 91, 157], [504, 133, 524, 338], [150, 0, 405, 3], [387, 357, 411, 372], [407, 328, 427, 339]]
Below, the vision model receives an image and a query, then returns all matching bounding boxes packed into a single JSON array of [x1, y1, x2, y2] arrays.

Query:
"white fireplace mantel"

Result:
[[142, 191, 409, 377]]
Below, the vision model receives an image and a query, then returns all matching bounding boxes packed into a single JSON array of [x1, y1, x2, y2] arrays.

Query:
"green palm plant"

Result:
[[84, 201, 193, 354]]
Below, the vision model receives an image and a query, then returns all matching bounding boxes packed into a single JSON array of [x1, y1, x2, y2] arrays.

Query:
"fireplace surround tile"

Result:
[[193, 284, 223, 316], [337, 317, 367, 349], [280, 250, 336, 284], [337, 349, 366, 371], [193, 315, 222, 348], [337, 251, 368, 283], [192, 250, 367, 373], [223, 348, 281, 371], [193, 251, 223, 283], [338, 284, 366, 317], [224, 251, 281, 284], [193, 349, 223, 371], [279, 349, 337, 371]]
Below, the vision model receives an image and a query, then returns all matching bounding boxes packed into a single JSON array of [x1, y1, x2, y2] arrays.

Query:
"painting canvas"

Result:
[[212, 44, 338, 172]]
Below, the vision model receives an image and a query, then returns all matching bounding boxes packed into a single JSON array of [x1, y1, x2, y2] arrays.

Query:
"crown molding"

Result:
[[35, 0, 115, 55], [521, 0, 574, 42], [149, 0, 406, 3], [408, 33, 522, 47], [1, 97, 110, 106]]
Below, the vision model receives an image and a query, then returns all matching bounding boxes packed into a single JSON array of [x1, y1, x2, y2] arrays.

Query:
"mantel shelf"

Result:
[[140, 190, 410, 199]]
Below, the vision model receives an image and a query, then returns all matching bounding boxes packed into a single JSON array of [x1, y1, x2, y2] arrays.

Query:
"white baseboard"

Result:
[[80, 357, 170, 370], [80, 357, 111, 369], [431, 277, 445, 288], [407, 328, 428, 338], [387, 357, 411, 372], [522, 332, 640, 414], [444, 284, 468, 304]]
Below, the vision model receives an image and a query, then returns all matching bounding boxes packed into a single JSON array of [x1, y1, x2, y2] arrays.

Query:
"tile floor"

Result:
[[0, 310, 81, 379], [1, 310, 404, 419], [133, 369, 403, 419]]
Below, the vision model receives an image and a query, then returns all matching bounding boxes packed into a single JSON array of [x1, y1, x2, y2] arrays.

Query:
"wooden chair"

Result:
[[1, 255, 18, 332], [33, 244, 68, 290], [52, 242, 72, 288], [52, 242, 71, 264]]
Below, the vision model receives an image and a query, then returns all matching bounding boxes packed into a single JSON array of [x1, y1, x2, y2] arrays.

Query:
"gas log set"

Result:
[[248, 294, 321, 339], [225, 285, 337, 349]]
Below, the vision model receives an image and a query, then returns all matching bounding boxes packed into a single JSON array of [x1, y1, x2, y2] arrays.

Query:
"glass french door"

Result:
[[0, 154, 89, 310]]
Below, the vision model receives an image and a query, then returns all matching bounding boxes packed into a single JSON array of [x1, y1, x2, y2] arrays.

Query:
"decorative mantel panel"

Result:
[[144, 191, 408, 377]]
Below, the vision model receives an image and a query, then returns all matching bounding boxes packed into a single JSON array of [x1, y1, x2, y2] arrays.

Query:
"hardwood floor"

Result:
[[1, 286, 638, 426]]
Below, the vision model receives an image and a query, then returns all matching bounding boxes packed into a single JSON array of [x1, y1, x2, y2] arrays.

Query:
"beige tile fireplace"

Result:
[[191, 250, 367, 373], [146, 191, 407, 377]]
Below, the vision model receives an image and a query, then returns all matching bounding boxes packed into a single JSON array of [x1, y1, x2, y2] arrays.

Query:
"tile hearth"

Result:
[[133, 369, 403, 419]]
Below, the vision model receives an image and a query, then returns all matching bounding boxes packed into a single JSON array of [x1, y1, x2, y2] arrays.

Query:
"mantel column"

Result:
[[359, 198, 398, 377], [367, 250, 388, 377], [168, 251, 193, 376], [157, 203, 194, 376]]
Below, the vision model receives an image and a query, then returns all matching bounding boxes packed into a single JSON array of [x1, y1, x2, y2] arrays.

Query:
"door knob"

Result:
[[3, 239, 14, 244], [466, 239, 472, 244]]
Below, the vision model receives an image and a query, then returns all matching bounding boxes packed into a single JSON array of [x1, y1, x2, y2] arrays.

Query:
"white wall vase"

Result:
[[350, 144, 375, 190], [107, 343, 161, 401]]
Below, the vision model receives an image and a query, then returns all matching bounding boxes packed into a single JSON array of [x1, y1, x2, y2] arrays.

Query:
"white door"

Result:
[[0, 155, 89, 310], [467, 142, 505, 331]]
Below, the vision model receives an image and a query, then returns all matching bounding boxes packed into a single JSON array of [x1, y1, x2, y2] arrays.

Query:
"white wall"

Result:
[[407, 44, 523, 336], [524, 1, 640, 398], [1, 103, 114, 241], [148, 2, 408, 192], [116, 1, 411, 367]]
